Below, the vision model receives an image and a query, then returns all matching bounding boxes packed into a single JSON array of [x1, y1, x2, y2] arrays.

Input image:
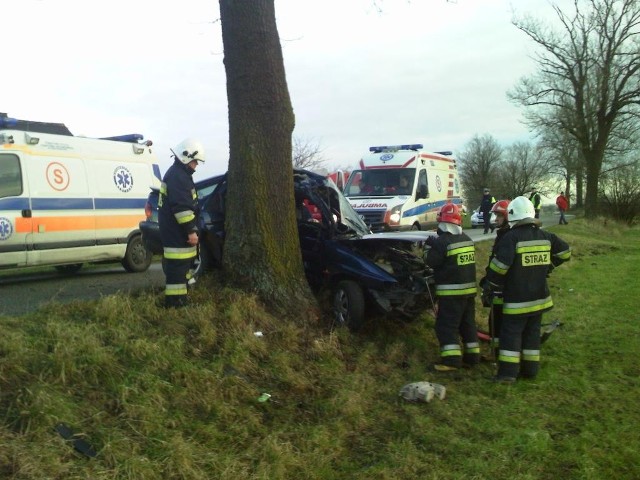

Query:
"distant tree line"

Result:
[[458, 0, 640, 225]]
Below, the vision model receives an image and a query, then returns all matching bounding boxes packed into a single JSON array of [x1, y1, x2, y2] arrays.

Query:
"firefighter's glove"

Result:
[[425, 236, 437, 247], [481, 284, 494, 308]]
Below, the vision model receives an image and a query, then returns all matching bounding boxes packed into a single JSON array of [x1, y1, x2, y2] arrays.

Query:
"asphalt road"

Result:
[[0, 262, 165, 317]]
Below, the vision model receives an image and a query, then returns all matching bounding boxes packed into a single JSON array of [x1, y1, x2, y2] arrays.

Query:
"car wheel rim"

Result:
[[334, 289, 350, 325]]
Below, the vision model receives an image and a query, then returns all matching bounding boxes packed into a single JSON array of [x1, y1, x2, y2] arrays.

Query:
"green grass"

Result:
[[1, 219, 639, 479]]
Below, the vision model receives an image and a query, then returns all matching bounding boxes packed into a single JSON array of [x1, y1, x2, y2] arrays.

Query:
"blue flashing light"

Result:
[[0, 116, 18, 129], [434, 151, 453, 156], [369, 144, 423, 153], [100, 134, 144, 143]]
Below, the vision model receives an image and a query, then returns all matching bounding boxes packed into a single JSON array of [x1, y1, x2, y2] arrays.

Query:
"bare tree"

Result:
[[537, 126, 583, 206], [457, 134, 503, 205], [496, 141, 550, 200], [292, 136, 327, 172], [509, 0, 640, 218], [219, 0, 316, 317]]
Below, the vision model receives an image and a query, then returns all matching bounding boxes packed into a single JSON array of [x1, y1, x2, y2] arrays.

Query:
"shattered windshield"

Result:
[[298, 173, 370, 236], [343, 168, 415, 197]]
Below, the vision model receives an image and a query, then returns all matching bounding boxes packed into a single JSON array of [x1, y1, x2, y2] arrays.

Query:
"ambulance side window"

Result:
[[0, 154, 23, 198], [417, 169, 428, 199]]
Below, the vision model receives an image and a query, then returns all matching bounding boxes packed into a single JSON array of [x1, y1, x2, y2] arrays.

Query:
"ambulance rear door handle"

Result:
[[22, 209, 32, 218]]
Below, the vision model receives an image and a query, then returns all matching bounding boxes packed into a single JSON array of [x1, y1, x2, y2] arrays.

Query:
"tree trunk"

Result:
[[576, 164, 584, 208], [583, 150, 603, 217], [219, 0, 317, 318]]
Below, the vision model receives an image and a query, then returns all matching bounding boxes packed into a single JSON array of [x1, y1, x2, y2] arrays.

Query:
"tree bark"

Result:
[[219, 0, 317, 318]]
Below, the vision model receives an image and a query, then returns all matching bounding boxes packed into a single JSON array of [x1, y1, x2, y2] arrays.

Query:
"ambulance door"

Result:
[[25, 153, 95, 265], [0, 153, 29, 267]]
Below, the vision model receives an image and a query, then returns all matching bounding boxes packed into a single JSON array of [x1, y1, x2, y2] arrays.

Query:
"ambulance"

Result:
[[342, 144, 463, 232], [0, 113, 161, 273]]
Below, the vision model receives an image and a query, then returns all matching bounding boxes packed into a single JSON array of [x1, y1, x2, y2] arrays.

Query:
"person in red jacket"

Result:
[[556, 191, 569, 225]]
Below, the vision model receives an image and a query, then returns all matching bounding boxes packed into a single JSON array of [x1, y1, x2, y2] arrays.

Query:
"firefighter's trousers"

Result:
[[498, 313, 542, 379], [435, 296, 480, 367], [162, 256, 193, 308]]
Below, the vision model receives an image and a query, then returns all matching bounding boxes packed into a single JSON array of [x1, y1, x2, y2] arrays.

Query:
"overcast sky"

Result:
[[4, 0, 573, 180]]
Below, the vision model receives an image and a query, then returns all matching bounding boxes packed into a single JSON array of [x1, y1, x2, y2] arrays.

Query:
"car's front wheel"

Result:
[[333, 280, 365, 331], [122, 234, 153, 272]]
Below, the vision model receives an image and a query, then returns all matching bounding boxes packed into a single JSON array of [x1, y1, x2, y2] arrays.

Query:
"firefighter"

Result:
[[480, 199, 510, 359], [484, 196, 571, 382], [426, 203, 479, 371], [159, 138, 205, 308]]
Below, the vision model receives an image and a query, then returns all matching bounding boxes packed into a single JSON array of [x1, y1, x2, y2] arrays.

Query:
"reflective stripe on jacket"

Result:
[[159, 160, 199, 249], [426, 232, 477, 297], [487, 223, 571, 316]]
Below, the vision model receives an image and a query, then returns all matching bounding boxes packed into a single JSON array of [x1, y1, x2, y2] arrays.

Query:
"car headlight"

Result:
[[387, 205, 402, 225]]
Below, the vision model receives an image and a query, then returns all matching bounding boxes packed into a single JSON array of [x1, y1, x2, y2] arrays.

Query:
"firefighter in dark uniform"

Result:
[[426, 203, 479, 371], [485, 196, 571, 382], [480, 199, 511, 359], [159, 138, 205, 308]]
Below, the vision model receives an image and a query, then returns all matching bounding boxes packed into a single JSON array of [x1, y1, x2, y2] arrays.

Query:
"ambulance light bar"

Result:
[[0, 116, 18, 129], [434, 151, 452, 156], [369, 144, 423, 153], [100, 134, 144, 143]]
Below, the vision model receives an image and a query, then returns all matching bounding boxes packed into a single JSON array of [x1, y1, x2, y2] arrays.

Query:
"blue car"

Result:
[[140, 169, 436, 330]]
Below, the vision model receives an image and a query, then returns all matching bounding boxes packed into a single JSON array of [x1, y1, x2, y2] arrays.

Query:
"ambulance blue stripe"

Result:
[[31, 198, 94, 210], [95, 198, 147, 209], [0, 198, 145, 211], [0, 198, 30, 210], [402, 198, 463, 218]]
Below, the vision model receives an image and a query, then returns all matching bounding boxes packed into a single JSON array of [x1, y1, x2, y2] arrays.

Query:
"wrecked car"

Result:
[[140, 168, 436, 330]]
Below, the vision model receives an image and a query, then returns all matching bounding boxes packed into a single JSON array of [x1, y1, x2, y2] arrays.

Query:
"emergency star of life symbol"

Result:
[[0, 217, 13, 241], [114, 166, 133, 192]]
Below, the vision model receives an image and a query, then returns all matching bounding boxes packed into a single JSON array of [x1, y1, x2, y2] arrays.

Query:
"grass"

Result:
[[1, 218, 639, 479]]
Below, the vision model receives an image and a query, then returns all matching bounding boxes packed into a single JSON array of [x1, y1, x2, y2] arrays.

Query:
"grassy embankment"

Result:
[[1, 218, 639, 479]]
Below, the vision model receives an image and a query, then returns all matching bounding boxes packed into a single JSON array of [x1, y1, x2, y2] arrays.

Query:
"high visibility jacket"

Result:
[[530, 192, 542, 210], [426, 232, 477, 297], [486, 222, 571, 316], [159, 160, 199, 257]]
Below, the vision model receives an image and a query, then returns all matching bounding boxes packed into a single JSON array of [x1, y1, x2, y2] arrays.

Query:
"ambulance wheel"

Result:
[[122, 234, 153, 273], [55, 263, 83, 274], [411, 223, 420, 230], [333, 280, 365, 331]]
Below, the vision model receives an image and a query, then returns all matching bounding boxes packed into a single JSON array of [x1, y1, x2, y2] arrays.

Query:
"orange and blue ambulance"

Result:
[[0, 113, 161, 273], [342, 144, 463, 232]]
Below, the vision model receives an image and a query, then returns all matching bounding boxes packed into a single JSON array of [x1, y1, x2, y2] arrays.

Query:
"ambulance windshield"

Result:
[[343, 168, 416, 197]]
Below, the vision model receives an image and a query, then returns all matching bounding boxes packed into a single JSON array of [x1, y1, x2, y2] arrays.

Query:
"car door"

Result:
[[0, 152, 29, 267]]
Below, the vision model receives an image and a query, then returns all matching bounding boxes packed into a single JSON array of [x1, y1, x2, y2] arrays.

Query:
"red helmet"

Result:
[[491, 199, 510, 217], [437, 203, 462, 226]]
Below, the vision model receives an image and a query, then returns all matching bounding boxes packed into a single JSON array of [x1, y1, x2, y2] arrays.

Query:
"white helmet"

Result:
[[507, 196, 536, 227], [172, 138, 205, 164]]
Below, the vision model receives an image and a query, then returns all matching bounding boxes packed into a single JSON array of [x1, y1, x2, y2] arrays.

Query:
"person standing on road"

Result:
[[480, 188, 496, 234], [484, 196, 571, 383], [556, 191, 569, 225], [159, 138, 205, 308], [425, 203, 479, 372], [529, 187, 542, 219], [480, 199, 510, 359]]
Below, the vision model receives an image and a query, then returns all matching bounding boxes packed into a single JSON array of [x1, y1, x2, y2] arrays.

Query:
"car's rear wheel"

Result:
[[122, 234, 153, 272], [333, 280, 365, 331]]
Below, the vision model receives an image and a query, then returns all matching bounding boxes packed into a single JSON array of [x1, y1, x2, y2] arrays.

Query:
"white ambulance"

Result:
[[0, 114, 161, 273], [342, 144, 463, 232]]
